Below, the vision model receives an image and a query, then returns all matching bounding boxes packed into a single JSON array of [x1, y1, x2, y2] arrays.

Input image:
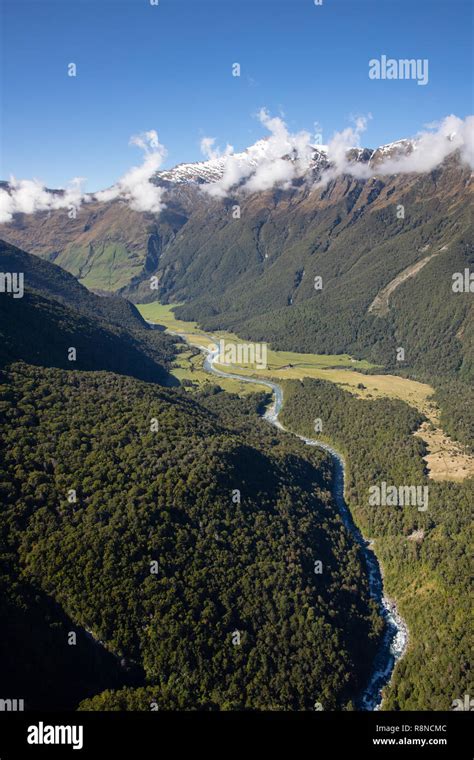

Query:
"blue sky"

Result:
[[1, 0, 473, 191]]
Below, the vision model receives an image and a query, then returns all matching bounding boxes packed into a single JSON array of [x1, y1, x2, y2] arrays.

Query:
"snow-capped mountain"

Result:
[[369, 139, 414, 165], [157, 156, 229, 185], [156, 139, 273, 184], [154, 139, 414, 186], [156, 139, 329, 185], [0, 135, 469, 318]]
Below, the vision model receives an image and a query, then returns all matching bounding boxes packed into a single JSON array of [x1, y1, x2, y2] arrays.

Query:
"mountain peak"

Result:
[[154, 138, 416, 186]]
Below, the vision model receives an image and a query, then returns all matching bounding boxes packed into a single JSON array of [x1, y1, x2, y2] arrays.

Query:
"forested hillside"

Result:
[[0, 238, 149, 331], [0, 156, 471, 714], [280, 378, 473, 710], [0, 364, 381, 710], [168, 167, 472, 385], [0, 240, 176, 384]]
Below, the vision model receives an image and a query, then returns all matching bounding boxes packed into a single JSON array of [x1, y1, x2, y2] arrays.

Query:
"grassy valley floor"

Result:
[[138, 302, 474, 483]]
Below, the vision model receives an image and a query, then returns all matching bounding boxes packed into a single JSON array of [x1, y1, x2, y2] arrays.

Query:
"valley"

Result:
[[136, 300, 472, 709], [139, 302, 474, 483], [0, 93, 472, 717], [1, 0, 472, 741], [171, 327, 410, 710]]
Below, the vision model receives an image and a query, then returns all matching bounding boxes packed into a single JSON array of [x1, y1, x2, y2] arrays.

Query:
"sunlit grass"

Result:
[[138, 301, 435, 413]]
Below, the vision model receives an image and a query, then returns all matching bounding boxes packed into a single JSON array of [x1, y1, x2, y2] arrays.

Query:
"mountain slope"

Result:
[[0, 240, 383, 711], [164, 156, 473, 381], [280, 378, 473, 710], [0, 363, 380, 710], [0, 238, 149, 330], [0, 239, 177, 384], [0, 152, 471, 384]]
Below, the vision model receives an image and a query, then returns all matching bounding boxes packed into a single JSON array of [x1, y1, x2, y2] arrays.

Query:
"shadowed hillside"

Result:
[[0, 239, 177, 385]]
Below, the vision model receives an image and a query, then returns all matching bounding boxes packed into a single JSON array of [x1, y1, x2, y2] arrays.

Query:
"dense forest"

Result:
[[175, 232, 472, 393], [0, 240, 177, 384], [434, 379, 474, 451], [165, 167, 472, 381], [0, 233, 471, 713], [0, 363, 381, 710], [280, 378, 473, 710]]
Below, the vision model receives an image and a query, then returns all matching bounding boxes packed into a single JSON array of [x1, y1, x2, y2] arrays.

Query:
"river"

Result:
[[166, 329, 409, 710]]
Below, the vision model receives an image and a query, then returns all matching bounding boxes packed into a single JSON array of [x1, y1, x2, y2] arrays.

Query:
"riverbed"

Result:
[[164, 328, 409, 710]]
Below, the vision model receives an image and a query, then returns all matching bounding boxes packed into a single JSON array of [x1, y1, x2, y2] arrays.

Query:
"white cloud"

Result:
[[205, 151, 255, 198], [373, 115, 474, 174], [203, 111, 474, 198], [318, 114, 474, 185], [94, 130, 167, 213], [200, 137, 234, 161], [245, 109, 313, 191], [129, 129, 160, 151], [1, 115, 472, 224], [314, 115, 373, 185], [0, 177, 88, 224], [204, 108, 314, 197], [0, 130, 167, 224]]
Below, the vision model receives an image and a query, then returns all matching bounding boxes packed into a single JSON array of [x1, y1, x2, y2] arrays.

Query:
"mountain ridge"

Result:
[[0, 150, 471, 387]]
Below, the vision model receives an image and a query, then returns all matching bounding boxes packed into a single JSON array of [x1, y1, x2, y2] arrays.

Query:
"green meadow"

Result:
[[137, 302, 436, 415]]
